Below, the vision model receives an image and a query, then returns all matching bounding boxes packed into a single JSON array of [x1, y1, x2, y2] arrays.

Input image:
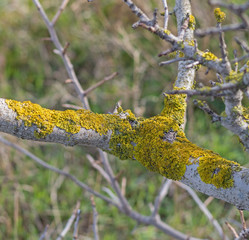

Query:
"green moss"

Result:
[[6, 98, 241, 188], [214, 8, 226, 23]]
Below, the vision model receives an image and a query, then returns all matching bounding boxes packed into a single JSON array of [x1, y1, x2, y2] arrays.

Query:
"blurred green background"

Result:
[[0, 0, 248, 239]]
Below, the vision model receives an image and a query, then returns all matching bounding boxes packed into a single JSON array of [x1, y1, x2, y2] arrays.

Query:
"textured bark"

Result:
[[1, 97, 249, 210]]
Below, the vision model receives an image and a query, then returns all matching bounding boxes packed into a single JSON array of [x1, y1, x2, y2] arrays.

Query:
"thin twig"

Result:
[[175, 182, 227, 240], [162, 0, 169, 30], [73, 209, 81, 240], [226, 221, 239, 238], [239, 210, 247, 231], [90, 196, 99, 240], [0, 136, 119, 208], [99, 150, 131, 213], [159, 57, 187, 66], [83, 72, 118, 96], [52, 0, 70, 26], [217, 21, 231, 73], [62, 42, 70, 55], [235, 37, 249, 53], [165, 81, 246, 97], [32, 0, 89, 109], [86, 154, 111, 184], [62, 104, 83, 110], [39, 224, 49, 240], [178, 13, 190, 40], [57, 202, 80, 240], [151, 179, 172, 218], [194, 100, 221, 123]]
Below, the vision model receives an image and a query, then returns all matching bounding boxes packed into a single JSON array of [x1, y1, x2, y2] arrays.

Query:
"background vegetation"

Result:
[[0, 0, 248, 239]]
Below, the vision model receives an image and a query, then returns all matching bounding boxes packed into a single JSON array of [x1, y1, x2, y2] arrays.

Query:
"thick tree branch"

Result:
[[1, 97, 249, 211]]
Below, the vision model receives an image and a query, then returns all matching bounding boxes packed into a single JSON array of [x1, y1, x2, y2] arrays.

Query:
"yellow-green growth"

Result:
[[226, 70, 244, 83], [6, 98, 240, 188], [214, 8, 226, 23], [188, 14, 196, 30], [164, 29, 171, 35], [202, 51, 220, 61]]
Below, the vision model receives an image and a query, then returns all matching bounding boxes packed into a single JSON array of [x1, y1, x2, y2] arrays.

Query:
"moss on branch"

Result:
[[6, 96, 241, 189]]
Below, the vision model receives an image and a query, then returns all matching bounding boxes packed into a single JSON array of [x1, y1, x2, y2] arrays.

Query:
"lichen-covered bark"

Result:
[[0, 97, 242, 187]]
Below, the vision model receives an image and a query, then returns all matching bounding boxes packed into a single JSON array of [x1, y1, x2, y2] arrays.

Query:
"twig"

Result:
[[195, 23, 245, 37], [165, 81, 246, 97], [185, 61, 200, 69], [161, 0, 169, 30], [0, 136, 119, 208], [62, 42, 70, 55], [151, 178, 172, 218], [226, 221, 239, 238], [98, 150, 131, 213], [39, 224, 49, 240], [86, 154, 111, 184], [57, 202, 80, 240], [194, 100, 221, 123], [90, 196, 99, 240], [158, 47, 176, 57], [62, 104, 83, 110], [217, 21, 231, 73], [32, 0, 89, 109], [73, 209, 81, 240], [51, 0, 70, 26], [83, 72, 118, 97], [235, 37, 249, 53], [159, 57, 187, 66], [233, 49, 238, 72], [175, 182, 227, 240], [239, 210, 247, 231], [178, 13, 190, 40]]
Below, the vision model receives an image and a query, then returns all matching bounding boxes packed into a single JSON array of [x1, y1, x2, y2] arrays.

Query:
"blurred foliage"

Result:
[[0, 0, 248, 239]]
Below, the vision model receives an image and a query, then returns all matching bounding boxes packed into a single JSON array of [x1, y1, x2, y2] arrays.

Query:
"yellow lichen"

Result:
[[188, 14, 196, 30], [226, 71, 244, 83], [164, 29, 171, 35], [202, 51, 220, 61], [6, 98, 241, 189], [214, 8, 226, 23]]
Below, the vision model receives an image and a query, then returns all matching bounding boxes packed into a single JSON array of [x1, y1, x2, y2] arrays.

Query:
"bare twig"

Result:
[[175, 182, 227, 240], [239, 210, 247, 231], [178, 13, 190, 40], [51, 0, 70, 25], [158, 47, 176, 57], [86, 154, 111, 184], [0, 136, 119, 208], [162, 0, 169, 30], [235, 37, 249, 53], [73, 209, 81, 240], [62, 42, 70, 55], [62, 104, 83, 110], [90, 196, 99, 240], [39, 224, 49, 240], [165, 81, 247, 97], [195, 23, 246, 37], [83, 72, 118, 97], [57, 202, 80, 240], [226, 221, 239, 238], [217, 22, 231, 72], [193, 100, 221, 123], [151, 178, 172, 218], [159, 57, 187, 66], [32, 0, 89, 109]]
